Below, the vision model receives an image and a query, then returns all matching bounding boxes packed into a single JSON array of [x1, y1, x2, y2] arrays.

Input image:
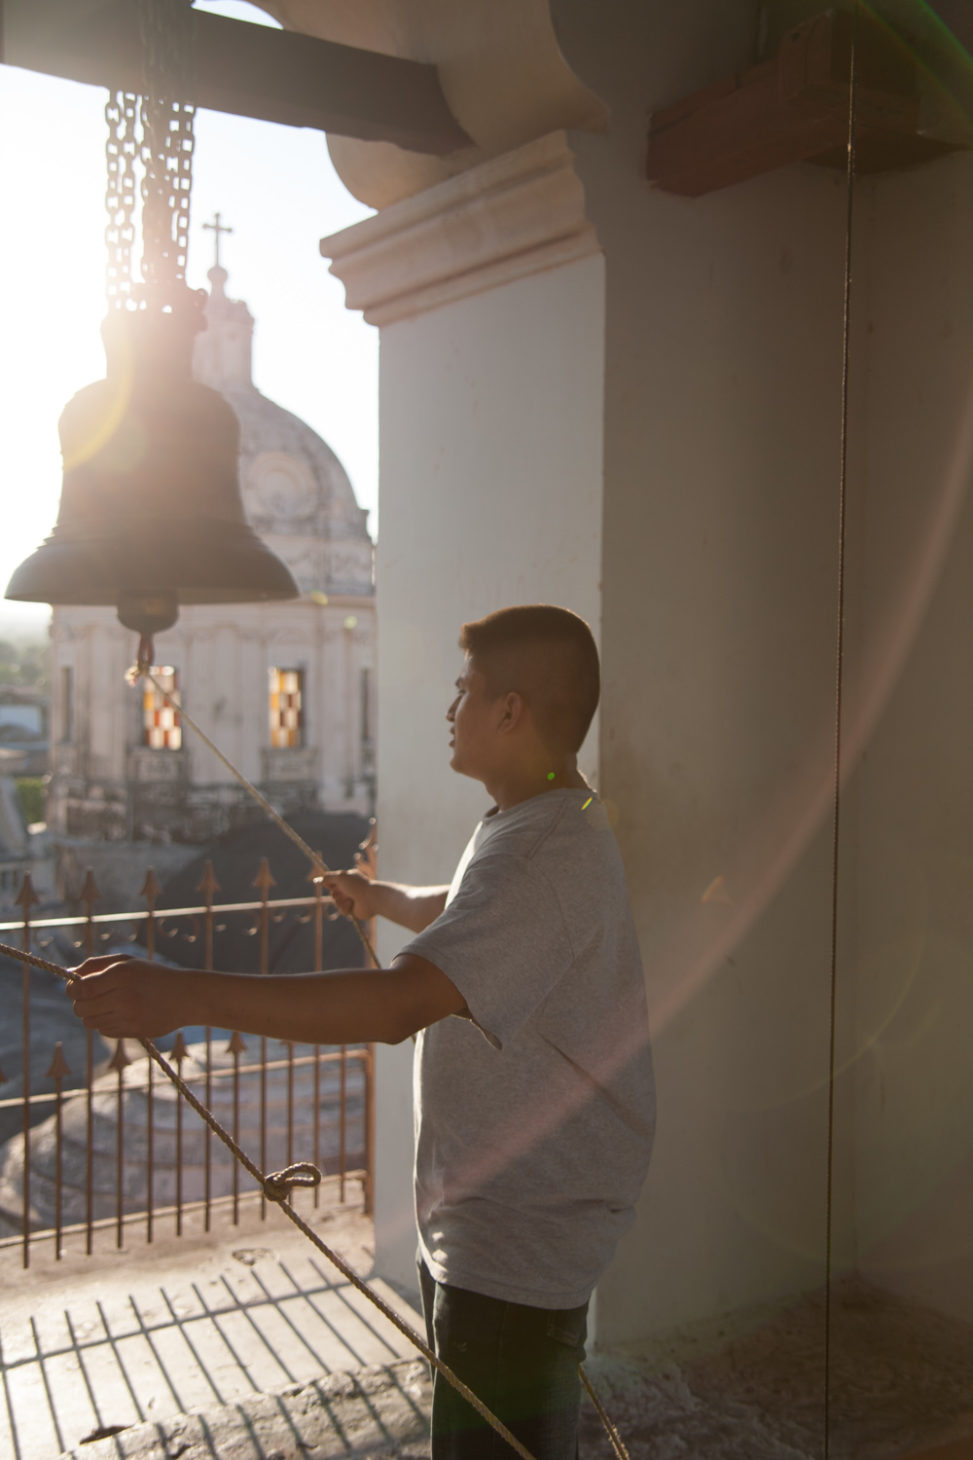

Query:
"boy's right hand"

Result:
[[68, 955, 187, 1039], [322, 870, 379, 921]]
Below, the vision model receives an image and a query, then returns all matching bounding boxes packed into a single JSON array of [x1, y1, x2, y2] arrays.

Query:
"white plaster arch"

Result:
[[254, 0, 608, 207]]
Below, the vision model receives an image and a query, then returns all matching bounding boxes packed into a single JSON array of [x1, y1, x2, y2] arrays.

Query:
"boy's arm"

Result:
[[68, 953, 464, 1045], [324, 871, 448, 933]]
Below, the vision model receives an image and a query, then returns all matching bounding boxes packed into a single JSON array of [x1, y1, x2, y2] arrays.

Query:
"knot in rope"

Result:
[[262, 1161, 323, 1203]]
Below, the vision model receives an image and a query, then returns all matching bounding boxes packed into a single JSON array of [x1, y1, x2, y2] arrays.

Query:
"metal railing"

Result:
[[0, 860, 375, 1268]]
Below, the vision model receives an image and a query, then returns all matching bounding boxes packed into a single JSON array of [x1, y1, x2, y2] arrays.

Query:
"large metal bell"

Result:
[[5, 300, 298, 636]]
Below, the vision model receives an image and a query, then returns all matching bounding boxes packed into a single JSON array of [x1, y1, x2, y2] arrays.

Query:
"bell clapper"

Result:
[[125, 632, 157, 687], [137, 633, 155, 678]]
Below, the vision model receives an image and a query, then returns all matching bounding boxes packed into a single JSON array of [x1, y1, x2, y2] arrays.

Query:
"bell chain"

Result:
[[104, 0, 197, 312]]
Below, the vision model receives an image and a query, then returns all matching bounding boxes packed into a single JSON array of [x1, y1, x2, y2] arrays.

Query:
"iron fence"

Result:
[[0, 860, 375, 1268]]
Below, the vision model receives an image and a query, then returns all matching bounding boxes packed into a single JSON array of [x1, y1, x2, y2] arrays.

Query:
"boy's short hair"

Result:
[[459, 604, 600, 754]]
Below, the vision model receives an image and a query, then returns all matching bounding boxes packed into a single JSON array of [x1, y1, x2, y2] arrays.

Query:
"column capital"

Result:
[[321, 132, 600, 327]]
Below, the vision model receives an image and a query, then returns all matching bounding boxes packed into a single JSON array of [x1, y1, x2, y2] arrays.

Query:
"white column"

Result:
[[322, 130, 606, 1294]]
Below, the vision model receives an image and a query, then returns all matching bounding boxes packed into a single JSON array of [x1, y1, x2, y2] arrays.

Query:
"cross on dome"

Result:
[[203, 211, 234, 270], [194, 216, 254, 387]]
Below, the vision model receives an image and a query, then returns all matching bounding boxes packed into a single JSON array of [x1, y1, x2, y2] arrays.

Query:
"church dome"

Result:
[[192, 261, 373, 599]]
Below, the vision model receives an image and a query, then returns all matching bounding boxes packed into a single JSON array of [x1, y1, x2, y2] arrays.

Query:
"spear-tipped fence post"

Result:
[[46, 1041, 71, 1260], [78, 869, 100, 1255], [227, 1030, 246, 1225], [358, 825, 378, 1218], [16, 872, 38, 1269], [253, 857, 275, 1218], [198, 859, 218, 972], [141, 868, 159, 1241], [311, 868, 324, 1207], [80, 869, 100, 958], [110, 1039, 132, 1248], [142, 868, 159, 961], [197, 859, 220, 1232], [171, 1031, 188, 1236]]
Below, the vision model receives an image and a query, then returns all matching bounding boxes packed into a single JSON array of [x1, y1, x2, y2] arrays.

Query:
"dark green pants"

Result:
[[418, 1257, 588, 1460]]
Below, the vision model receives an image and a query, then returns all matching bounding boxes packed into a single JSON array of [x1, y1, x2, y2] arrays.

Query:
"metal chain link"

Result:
[[104, 92, 140, 307], [103, 0, 196, 310], [139, 0, 196, 303]]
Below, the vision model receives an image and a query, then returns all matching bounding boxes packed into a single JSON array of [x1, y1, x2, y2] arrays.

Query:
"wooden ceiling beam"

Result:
[[647, 9, 970, 197], [0, 0, 470, 155]]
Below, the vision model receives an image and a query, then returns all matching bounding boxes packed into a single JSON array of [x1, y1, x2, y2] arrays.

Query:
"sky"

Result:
[[0, 0, 378, 639]]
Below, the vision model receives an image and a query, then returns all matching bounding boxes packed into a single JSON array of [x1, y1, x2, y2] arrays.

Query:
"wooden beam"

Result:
[[0, 0, 470, 155], [647, 9, 967, 197]]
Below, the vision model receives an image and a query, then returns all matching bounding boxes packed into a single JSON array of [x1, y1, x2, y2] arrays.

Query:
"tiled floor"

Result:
[[0, 1196, 421, 1459]]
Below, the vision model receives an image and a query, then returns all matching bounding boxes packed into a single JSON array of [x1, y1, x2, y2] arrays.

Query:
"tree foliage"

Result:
[[0, 638, 48, 690], [16, 777, 46, 826]]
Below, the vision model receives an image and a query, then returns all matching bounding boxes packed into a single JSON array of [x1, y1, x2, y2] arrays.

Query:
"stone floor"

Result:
[[54, 1361, 432, 1460], [2, 1197, 971, 1460], [575, 1279, 973, 1460], [0, 1193, 423, 1459]]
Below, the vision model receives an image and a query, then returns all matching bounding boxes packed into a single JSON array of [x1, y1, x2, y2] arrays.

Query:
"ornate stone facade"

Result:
[[48, 265, 376, 848]]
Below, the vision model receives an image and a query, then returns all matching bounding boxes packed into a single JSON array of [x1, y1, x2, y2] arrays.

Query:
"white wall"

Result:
[[372, 255, 606, 1290], [327, 0, 973, 1350], [357, 0, 859, 1334], [556, 0, 973, 1344], [592, 168, 855, 1340], [541, 0, 855, 1342]]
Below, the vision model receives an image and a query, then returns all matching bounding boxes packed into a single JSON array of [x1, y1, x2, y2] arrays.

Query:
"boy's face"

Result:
[[446, 656, 504, 782]]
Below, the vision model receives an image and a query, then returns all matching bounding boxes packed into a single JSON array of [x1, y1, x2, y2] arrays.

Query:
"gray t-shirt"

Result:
[[403, 787, 655, 1309]]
